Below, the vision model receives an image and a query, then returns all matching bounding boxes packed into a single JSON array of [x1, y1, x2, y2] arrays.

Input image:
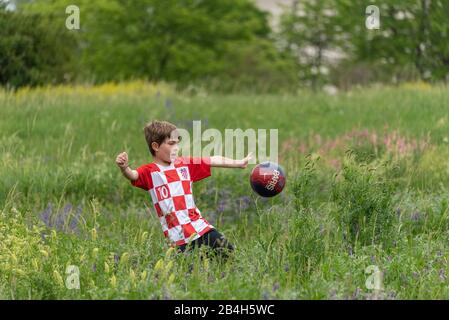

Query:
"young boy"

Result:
[[115, 120, 252, 259]]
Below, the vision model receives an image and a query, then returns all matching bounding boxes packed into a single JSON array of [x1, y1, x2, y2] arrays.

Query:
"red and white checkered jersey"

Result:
[[131, 156, 213, 246]]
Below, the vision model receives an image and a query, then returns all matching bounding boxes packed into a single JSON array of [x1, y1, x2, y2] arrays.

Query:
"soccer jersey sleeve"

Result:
[[130, 164, 153, 190], [180, 156, 211, 182]]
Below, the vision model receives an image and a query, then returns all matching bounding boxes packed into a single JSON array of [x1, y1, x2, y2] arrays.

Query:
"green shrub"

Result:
[[0, 9, 77, 88]]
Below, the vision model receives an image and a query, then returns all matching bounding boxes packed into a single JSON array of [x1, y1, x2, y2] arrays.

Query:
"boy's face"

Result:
[[152, 130, 180, 163]]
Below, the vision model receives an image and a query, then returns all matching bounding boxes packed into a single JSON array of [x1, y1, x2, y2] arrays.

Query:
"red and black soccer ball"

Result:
[[250, 162, 286, 197]]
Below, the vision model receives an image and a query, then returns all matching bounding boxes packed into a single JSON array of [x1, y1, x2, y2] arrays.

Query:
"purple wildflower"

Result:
[[165, 98, 173, 109], [69, 205, 82, 233], [219, 188, 233, 198], [55, 203, 72, 230], [41, 202, 84, 235], [40, 203, 53, 227], [239, 196, 251, 211], [217, 199, 227, 213], [348, 246, 354, 257], [261, 291, 271, 300], [439, 269, 446, 281], [411, 211, 422, 222], [387, 291, 397, 300]]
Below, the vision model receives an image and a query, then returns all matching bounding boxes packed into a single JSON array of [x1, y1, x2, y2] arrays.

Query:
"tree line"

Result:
[[1, 0, 448, 92]]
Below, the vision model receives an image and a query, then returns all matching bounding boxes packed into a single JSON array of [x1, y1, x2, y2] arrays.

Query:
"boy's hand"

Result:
[[116, 152, 139, 181], [116, 151, 129, 170], [239, 152, 253, 169]]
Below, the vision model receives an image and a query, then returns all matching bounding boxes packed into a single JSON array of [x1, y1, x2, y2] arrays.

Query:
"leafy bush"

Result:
[[0, 8, 77, 88]]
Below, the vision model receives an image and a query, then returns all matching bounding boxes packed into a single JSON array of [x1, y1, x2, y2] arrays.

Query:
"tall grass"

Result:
[[1, 82, 449, 299]]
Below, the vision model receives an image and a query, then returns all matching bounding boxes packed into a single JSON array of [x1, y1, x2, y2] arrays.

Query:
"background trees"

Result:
[[1, 0, 448, 90], [0, 1, 76, 87]]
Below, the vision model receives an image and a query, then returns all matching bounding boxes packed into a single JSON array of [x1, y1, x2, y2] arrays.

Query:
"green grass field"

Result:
[[1, 82, 449, 299]]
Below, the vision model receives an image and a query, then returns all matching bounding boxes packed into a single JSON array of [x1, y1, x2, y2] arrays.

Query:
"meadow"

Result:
[[1, 81, 449, 299]]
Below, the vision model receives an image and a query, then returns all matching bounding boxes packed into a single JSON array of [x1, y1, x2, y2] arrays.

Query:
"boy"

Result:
[[115, 120, 252, 259]]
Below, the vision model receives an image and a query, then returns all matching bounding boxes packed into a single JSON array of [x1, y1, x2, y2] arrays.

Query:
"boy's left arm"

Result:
[[210, 152, 253, 169]]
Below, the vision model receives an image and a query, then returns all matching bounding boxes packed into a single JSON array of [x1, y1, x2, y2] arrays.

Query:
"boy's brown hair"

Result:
[[144, 120, 180, 156]]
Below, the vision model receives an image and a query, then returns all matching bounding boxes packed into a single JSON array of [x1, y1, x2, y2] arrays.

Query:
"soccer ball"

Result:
[[250, 162, 286, 197]]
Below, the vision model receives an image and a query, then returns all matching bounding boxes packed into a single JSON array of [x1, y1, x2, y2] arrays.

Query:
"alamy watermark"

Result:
[[366, 5, 380, 30], [64, 4, 380, 32], [65, 265, 80, 289], [175, 120, 279, 165], [365, 265, 383, 291], [66, 5, 80, 30]]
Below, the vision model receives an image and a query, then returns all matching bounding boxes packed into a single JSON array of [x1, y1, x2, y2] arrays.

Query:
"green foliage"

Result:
[[278, 0, 339, 90], [332, 155, 396, 248], [3, 0, 449, 90], [191, 39, 299, 93], [278, 0, 449, 88], [16, 0, 293, 91], [0, 7, 77, 87], [1, 84, 449, 299], [334, 0, 449, 83], [285, 206, 331, 278], [292, 154, 323, 211]]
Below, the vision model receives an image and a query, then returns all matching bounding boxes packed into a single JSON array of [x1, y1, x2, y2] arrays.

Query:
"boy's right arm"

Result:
[[115, 152, 138, 181]]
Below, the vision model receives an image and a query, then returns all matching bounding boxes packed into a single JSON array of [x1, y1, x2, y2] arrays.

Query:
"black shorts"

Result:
[[178, 229, 234, 258]]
